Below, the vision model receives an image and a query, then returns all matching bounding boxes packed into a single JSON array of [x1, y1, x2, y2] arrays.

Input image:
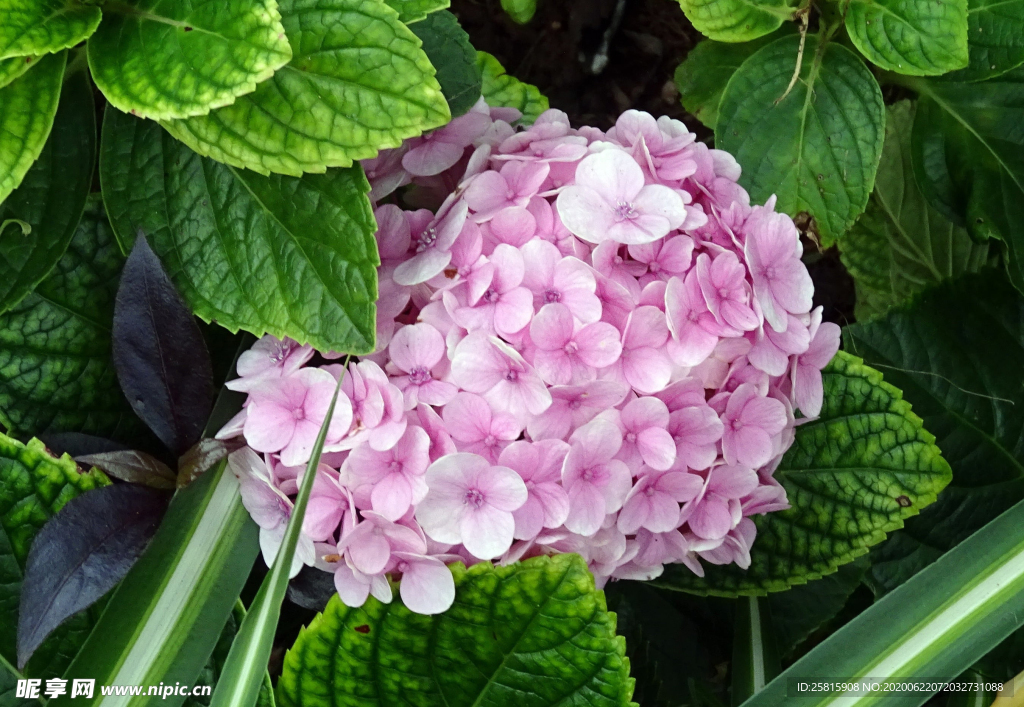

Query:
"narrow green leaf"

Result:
[[52, 459, 259, 707], [740, 496, 1024, 707], [674, 29, 793, 129], [186, 602, 274, 707], [1, 653, 41, 707], [732, 598, 780, 706], [844, 270, 1024, 596], [500, 0, 538, 24], [86, 0, 292, 121], [0, 435, 110, 679], [655, 351, 952, 595], [674, 0, 796, 42], [716, 34, 885, 244], [385, 0, 449, 23], [0, 197, 141, 439], [0, 56, 42, 91], [209, 372, 345, 707], [410, 10, 482, 118], [845, 0, 968, 75], [0, 52, 65, 205], [947, 0, 1024, 81], [477, 51, 549, 125], [840, 101, 992, 321], [160, 0, 449, 176], [0, 1, 101, 60], [278, 554, 636, 707], [0, 58, 96, 315], [100, 108, 379, 354]]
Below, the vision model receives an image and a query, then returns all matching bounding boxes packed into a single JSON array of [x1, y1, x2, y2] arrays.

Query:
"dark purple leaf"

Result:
[[286, 565, 337, 611], [39, 432, 129, 458], [16, 483, 170, 668], [76, 450, 176, 490], [112, 234, 214, 454]]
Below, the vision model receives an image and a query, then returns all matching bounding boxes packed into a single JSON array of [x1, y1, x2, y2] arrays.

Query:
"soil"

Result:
[[450, 0, 858, 325]]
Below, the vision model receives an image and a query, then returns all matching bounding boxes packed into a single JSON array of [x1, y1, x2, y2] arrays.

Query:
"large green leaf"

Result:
[[0, 435, 109, 675], [844, 270, 1024, 595], [0, 58, 95, 315], [278, 554, 636, 707], [741, 495, 1024, 707], [0, 52, 65, 205], [86, 0, 292, 121], [840, 101, 992, 321], [477, 52, 548, 125], [717, 34, 885, 244], [0, 56, 42, 91], [161, 0, 449, 177], [907, 71, 1024, 292], [100, 108, 379, 355], [673, 29, 793, 129], [674, 0, 796, 42], [0, 196, 139, 439], [845, 0, 968, 75], [384, 0, 449, 23], [0, 0, 101, 60], [410, 10, 481, 119], [947, 0, 1024, 81], [655, 351, 952, 595]]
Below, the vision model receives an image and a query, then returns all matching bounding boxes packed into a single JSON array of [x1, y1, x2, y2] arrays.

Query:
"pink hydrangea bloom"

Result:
[[388, 322, 458, 408], [530, 303, 623, 385], [562, 420, 632, 535]]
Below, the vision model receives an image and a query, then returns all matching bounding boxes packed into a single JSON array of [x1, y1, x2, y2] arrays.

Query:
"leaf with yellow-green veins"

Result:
[[477, 51, 549, 125], [384, 0, 449, 23], [655, 351, 952, 596], [0, 435, 109, 677], [846, 0, 968, 75], [0, 55, 42, 91], [160, 0, 449, 177], [278, 554, 636, 707], [0, 52, 66, 205], [675, 0, 797, 42], [0, 0, 101, 60], [86, 0, 293, 121], [411, 10, 481, 118]]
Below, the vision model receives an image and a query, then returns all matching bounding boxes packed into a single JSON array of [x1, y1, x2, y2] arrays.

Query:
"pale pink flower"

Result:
[[696, 251, 759, 332], [743, 206, 814, 330], [416, 453, 528, 559], [603, 305, 672, 394], [618, 470, 704, 534], [394, 197, 470, 286], [410, 403, 458, 461], [340, 426, 431, 520], [499, 440, 571, 539], [791, 309, 840, 418], [303, 466, 348, 541], [427, 220, 493, 304], [520, 239, 602, 323], [562, 420, 632, 535], [667, 401, 724, 471], [482, 206, 537, 250], [680, 464, 759, 541], [698, 517, 756, 568], [452, 244, 533, 337], [442, 392, 522, 463], [556, 149, 688, 245], [594, 271, 638, 330], [402, 110, 491, 176], [628, 235, 694, 287], [388, 323, 457, 408], [362, 146, 410, 201], [243, 368, 352, 467], [526, 380, 629, 441], [720, 383, 787, 468], [464, 160, 550, 220], [747, 313, 811, 376], [592, 242, 646, 299], [451, 333, 552, 420], [373, 204, 413, 270], [227, 335, 314, 392], [606, 110, 700, 182], [666, 271, 733, 367], [600, 396, 677, 471], [530, 303, 623, 385]]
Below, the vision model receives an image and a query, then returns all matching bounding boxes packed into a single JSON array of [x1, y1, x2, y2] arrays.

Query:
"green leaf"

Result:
[[384, 0, 449, 24], [839, 101, 992, 321], [655, 351, 952, 595], [52, 460, 259, 707], [160, 0, 449, 177], [947, 0, 1024, 81], [716, 34, 885, 244], [208, 376, 343, 707], [845, 0, 968, 75], [0, 435, 109, 672], [843, 270, 1024, 596], [500, 0, 537, 24], [100, 108, 379, 355], [278, 554, 636, 707], [0, 58, 94, 316], [0, 56, 42, 91], [674, 29, 793, 129], [477, 51, 549, 125], [410, 10, 482, 118], [0, 52, 66, 205], [740, 496, 1024, 707], [731, 597, 780, 706], [185, 602, 274, 707], [0, 0, 101, 60], [0, 197, 141, 439], [86, 0, 292, 121], [674, 0, 796, 42], [1, 653, 40, 707], [906, 72, 1024, 292]]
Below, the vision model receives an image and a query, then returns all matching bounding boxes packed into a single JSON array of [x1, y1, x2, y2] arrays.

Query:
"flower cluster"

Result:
[[220, 100, 841, 615]]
